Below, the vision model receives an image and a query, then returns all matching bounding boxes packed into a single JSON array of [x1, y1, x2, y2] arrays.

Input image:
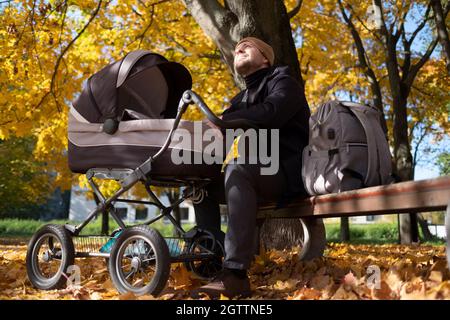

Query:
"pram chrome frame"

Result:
[[65, 90, 253, 240]]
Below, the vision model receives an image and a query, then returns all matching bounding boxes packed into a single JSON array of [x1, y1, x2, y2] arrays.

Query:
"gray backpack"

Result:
[[301, 100, 393, 195]]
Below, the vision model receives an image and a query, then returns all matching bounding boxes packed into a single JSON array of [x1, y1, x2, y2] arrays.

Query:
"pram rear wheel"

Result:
[[26, 224, 75, 290], [109, 225, 170, 296], [185, 231, 224, 280]]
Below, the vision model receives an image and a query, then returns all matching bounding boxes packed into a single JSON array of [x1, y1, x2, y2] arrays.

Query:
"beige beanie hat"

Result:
[[236, 37, 275, 66]]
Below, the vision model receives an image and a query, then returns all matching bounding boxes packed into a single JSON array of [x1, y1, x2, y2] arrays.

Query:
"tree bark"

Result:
[[399, 213, 419, 243], [417, 213, 433, 241], [340, 217, 350, 242], [374, 0, 419, 243], [60, 189, 71, 220], [183, 0, 307, 250], [182, 0, 303, 87], [431, 0, 450, 75]]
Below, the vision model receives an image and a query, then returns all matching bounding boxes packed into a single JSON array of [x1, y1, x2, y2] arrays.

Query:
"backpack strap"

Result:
[[370, 113, 393, 185], [340, 101, 381, 186]]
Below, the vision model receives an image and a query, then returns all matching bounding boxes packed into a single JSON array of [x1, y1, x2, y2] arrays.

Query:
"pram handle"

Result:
[[122, 90, 257, 185], [181, 90, 257, 130]]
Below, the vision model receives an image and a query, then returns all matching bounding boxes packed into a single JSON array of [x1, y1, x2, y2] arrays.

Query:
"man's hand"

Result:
[[202, 118, 222, 132], [203, 115, 223, 130]]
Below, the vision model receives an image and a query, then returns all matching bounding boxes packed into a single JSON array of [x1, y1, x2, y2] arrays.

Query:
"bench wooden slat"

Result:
[[257, 176, 450, 219]]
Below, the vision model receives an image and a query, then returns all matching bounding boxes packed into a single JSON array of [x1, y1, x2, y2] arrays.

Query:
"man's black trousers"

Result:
[[193, 163, 287, 270]]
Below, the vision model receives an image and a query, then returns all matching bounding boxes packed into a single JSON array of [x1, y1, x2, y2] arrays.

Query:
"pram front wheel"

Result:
[[109, 225, 170, 296], [185, 231, 224, 280], [26, 224, 75, 290]]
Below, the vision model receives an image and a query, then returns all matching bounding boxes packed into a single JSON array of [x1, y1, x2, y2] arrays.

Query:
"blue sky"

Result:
[[414, 135, 449, 180]]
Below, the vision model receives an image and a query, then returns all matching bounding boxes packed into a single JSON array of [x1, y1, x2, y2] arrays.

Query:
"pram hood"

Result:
[[72, 50, 192, 132]]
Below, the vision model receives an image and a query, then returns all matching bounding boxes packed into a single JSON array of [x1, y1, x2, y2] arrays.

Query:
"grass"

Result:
[[324, 222, 446, 245], [0, 219, 445, 245], [0, 218, 196, 239]]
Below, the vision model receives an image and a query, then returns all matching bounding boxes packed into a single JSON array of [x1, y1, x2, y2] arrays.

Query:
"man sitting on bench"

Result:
[[192, 37, 311, 298]]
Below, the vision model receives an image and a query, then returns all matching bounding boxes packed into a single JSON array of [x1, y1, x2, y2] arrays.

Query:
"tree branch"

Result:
[[401, 24, 411, 80], [347, 3, 382, 43], [373, 0, 389, 37], [34, 1, 103, 112], [411, 84, 433, 97], [0, 120, 13, 127], [374, 0, 402, 101], [138, 4, 156, 48], [181, 0, 238, 72], [407, 3, 432, 47], [338, 0, 383, 110], [287, 0, 303, 19], [405, 36, 439, 88], [431, 0, 450, 75], [393, 2, 411, 43], [412, 124, 431, 169]]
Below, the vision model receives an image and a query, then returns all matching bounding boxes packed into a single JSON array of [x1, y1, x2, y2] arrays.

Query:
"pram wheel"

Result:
[[185, 231, 224, 280], [26, 224, 75, 290], [109, 225, 170, 296]]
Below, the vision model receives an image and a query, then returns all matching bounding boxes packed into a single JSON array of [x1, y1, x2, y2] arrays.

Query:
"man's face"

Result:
[[234, 42, 269, 77]]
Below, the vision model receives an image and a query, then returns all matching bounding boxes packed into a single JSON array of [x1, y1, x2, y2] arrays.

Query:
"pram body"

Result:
[[68, 50, 222, 178], [26, 50, 252, 296]]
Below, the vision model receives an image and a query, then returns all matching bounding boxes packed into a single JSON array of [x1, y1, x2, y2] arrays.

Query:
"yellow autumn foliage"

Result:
[[0, 0, 448, 199]]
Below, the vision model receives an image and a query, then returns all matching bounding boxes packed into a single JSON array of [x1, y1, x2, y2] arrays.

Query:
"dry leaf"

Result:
[[290, 287, 322, 300], [170, 264, 193, 290], [273, 279, 298, 291], [428, 271, 443, 283], [119, 292, 136, 300], [310, 275, 330, 290], [1, 242, 448, 301], [90, 292, 103, 300], [371, 281, 395, 300], [331, 285, 358, 300]]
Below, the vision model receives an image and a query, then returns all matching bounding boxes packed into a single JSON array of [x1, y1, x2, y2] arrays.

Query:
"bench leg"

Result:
[[254, 219, 264, 257]]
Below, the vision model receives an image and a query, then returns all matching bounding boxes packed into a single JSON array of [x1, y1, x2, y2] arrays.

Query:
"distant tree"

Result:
[[436, 151, 450, 175], [0, 136, 50, 217]]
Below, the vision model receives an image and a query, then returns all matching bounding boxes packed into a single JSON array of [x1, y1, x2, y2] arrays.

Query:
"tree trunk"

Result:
[[399, 213, 419, 243], [392, 95, 419, 244], [431, 0, 450, 75], [182, 0, 303, 87], [417, 213, 433, 241], [392, 97, 413, 181], [59, 189, 71, 220], [183, 0, 307, 249], [340, 217, 350, 242]]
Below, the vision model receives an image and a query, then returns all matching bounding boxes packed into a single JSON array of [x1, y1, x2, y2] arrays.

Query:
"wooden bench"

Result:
[[256, 176, 450, 267]]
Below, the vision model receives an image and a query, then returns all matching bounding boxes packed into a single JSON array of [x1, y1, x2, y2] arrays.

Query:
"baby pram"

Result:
[[26, 50, 252, 296]]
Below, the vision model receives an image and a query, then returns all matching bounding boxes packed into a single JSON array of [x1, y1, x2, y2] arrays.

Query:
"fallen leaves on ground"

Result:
[[0, 242, 449, 300]]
